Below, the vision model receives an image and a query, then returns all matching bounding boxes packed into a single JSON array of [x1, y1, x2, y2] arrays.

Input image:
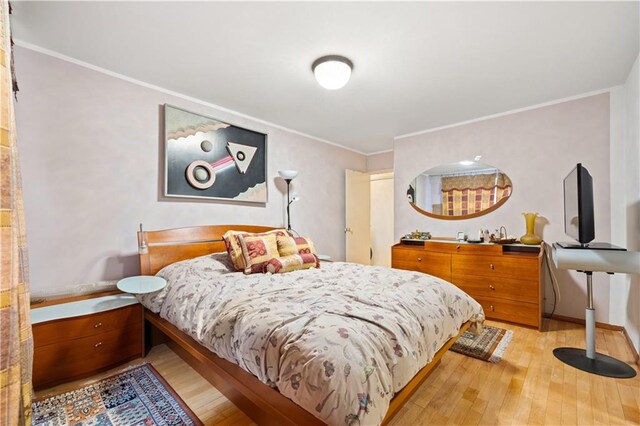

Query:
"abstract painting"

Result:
[[164, 105, 267, 203]]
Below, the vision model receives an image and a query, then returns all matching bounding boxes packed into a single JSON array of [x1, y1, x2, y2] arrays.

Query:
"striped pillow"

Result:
[[264, 253, 319, 274], [223, 229, 289, 271], [276, 235, 317, 257], [238, 233, 280, 274]]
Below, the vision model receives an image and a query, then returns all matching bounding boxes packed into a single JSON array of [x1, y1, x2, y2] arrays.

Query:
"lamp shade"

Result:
[[312, 56, 353, 90], [278, 170, 298, 180]]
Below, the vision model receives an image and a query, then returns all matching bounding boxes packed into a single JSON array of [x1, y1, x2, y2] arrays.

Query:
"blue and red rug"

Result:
[[32, 364, 202, 426]]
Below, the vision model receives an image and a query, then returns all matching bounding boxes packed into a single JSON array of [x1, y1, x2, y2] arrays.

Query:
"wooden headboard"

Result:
[[137, 224, 278, 275]]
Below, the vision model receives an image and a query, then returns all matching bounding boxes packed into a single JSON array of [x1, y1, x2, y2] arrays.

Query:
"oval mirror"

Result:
[[407, 161, 513, 220]]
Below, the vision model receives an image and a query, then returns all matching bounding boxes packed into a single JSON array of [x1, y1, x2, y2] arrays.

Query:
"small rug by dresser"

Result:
[[450, 325, 513, 363], [32, 363, 202, 426]]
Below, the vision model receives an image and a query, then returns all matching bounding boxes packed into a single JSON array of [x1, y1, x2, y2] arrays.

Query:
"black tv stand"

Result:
[[555, 242, 626, 251]]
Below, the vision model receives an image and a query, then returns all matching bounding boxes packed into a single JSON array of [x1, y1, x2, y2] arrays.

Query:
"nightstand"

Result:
[[31, 292, 144, 390]]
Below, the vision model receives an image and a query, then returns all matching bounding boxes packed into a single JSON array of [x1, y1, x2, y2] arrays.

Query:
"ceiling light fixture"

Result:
[[312, 55, 353, 90], [459, 160, 474, 166]]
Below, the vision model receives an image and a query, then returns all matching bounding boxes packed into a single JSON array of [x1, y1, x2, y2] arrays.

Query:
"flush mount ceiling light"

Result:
[[312, 55, 353, 90]]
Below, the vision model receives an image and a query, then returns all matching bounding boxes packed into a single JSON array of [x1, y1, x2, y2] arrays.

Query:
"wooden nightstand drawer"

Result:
[[474, 296, 539, 328], [33, 324, 143, 389], [33, 304, 142, 347], [452, 273, 538, 304]]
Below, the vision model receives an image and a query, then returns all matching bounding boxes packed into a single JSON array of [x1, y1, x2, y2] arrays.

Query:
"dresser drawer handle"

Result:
[[417, 257, 422, 262], [456, 245, 461, 250], [489, 263, 495, 270], [489, 284, 495, 290], [94, 342, 103, 348], [490, 305, 495, 312], [94, 322, 103, 328]]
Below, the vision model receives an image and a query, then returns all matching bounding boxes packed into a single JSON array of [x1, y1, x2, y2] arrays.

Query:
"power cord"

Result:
[[543, 243, 560, 318]]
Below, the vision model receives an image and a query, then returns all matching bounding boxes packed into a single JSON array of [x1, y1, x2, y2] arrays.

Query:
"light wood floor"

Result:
[[37, 319, 640, 425]]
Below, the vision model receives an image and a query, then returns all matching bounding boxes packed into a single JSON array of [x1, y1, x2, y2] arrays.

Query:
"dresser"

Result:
[[392, 241, 543, 330], [31, 293, 144, 390]]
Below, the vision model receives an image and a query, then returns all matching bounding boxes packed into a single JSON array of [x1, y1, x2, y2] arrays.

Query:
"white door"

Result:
[[345, 169, 371, 264], [370, 173, 394, 267]]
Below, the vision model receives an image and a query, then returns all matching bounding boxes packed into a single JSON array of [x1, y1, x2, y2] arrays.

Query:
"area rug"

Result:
[[450, 325, 513, 363], [32, 363, 203, 426]]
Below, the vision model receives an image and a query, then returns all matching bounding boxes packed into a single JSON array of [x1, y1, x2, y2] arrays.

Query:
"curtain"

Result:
[[0, 1, 33, 424], [441, 172, 512, 216]]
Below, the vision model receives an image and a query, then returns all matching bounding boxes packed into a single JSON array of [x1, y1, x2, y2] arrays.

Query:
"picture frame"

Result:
[[163, 104, 268, 203]]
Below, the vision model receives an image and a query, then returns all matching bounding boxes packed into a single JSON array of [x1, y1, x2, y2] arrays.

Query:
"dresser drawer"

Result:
[[452, 254, 538, 280], [452, 273, 539, 304], [33, 324, 143, 389], [33, 304, 142, 347], [392, 248, 451, 281], [424, 241, 503, 255], [474, 296, 539, 328]]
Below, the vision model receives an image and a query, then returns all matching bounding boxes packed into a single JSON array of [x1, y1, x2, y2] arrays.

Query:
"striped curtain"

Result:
[[441, 172, 512, 216], [0, 1, 33, 424]]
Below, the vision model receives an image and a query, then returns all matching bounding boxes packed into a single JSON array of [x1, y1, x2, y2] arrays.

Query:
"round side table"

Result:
[[117, 276, 167, 294]]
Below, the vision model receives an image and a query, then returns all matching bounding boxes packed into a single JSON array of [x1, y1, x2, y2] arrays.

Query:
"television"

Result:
[[562, 163, 595, 246]]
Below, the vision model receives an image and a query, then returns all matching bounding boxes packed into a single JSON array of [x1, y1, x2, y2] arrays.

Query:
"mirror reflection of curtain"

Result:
[[440, 173, 512, 216], [0, 2, 33, 424]]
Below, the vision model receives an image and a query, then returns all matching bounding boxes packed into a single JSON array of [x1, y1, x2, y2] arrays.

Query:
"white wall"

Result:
[[394, 94, 612, 322], [366, 151, 393, 172], [14, 47, 366, 297], [610, 53, 640, 353]]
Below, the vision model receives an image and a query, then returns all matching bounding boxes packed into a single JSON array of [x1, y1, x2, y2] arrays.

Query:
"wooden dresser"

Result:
[[392, 241, 543, 330], [31, 293, 144, 390]]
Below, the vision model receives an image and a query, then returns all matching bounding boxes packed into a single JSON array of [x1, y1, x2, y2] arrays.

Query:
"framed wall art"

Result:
[[164, 104, 268, 203]]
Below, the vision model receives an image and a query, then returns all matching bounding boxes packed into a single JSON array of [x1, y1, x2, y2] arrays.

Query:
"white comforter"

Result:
[[138, 253, 484, 425]]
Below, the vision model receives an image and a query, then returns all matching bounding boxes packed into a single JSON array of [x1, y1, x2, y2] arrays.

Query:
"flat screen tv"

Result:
[[562, 163, 595, 246]]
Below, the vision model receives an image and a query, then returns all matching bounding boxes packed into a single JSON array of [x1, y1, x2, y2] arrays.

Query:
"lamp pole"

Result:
[[285, 178, 292, 231]]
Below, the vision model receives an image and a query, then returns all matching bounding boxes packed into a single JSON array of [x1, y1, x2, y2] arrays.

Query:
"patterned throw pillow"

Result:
[[264, 253, 319, 274], [238, 233, 280, 274], [276, 235, 317, 257], [223, 229, 289, 271]]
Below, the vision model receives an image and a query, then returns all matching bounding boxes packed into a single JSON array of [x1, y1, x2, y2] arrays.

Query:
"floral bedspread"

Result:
[[137, 253, 484, 426]]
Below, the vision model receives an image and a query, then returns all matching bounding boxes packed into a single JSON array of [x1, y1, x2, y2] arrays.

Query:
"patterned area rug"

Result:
[[32, 364, 202, 426], [450, 325, 513, 363]]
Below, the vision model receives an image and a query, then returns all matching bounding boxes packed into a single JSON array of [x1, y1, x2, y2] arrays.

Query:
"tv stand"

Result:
[[552, 244, 639, 378], [556, 241, 626, 251]]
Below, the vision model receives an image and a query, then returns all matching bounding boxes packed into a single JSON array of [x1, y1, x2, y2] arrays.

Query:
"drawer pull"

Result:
[[489, 263, 495, 270], [456, 245, 461, 250], [489, 284, 495, 290], [490, 305, 495, 312], [417, 257, 422, 262], [94, 322, 103, 328], [94, 342, 103, 348]]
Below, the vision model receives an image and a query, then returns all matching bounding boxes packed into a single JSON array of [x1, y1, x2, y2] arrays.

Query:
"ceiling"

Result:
[[11, 1, 639, 154]]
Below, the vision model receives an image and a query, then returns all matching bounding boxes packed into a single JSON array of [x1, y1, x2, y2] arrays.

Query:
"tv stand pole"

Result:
[[553, 270, 636, 378]]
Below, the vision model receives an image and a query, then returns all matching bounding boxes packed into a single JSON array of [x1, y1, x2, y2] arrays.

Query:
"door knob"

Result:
[[344, 227, 353, 234]]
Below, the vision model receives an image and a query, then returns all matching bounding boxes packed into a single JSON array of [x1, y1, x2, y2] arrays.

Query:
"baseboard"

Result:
[[548, 314, 624, 331], [622, 327, 640, 368], [549, 314, 640, 368]]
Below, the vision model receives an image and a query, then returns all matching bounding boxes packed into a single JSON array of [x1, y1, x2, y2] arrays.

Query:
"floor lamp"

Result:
[[552, 244, 639, 378], [278, 170, 299, 231]]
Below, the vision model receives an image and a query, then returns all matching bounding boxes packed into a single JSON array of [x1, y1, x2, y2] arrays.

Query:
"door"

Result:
[[370, 172, 394, 267], [345, 169, 371, 264]]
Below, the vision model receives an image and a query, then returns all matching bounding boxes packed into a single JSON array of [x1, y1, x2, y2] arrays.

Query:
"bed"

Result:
[[137, 225, 484, 425]]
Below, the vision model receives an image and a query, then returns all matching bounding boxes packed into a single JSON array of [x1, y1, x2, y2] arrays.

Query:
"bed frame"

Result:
[[138, 224, 470, 425]]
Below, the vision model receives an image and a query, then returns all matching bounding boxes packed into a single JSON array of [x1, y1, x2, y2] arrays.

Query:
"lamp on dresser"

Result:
[[278, 170, 300, 231]]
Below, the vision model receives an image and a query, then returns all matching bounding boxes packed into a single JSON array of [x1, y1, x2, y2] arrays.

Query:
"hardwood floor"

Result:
[[36, 319, 639, 425]]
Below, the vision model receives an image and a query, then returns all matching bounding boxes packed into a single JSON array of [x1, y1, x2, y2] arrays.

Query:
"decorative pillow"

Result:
[[264, 253, 319, 274], [238, 233, 280, 274], [276, 235, 317, 257], [223, 229, 289, 271]]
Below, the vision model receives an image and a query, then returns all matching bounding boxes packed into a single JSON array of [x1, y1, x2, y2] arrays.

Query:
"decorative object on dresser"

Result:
[[32, 364, 202, 426], [407, 160, 513, 220], [520, 212, 543, 245], [392, 240, 543, 329], [450, 325, 513, 363], [31, 292, 144, 390], [400, 230, 431, 245], [164, 104, 268, 203], [278, 169, 300, 231]]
